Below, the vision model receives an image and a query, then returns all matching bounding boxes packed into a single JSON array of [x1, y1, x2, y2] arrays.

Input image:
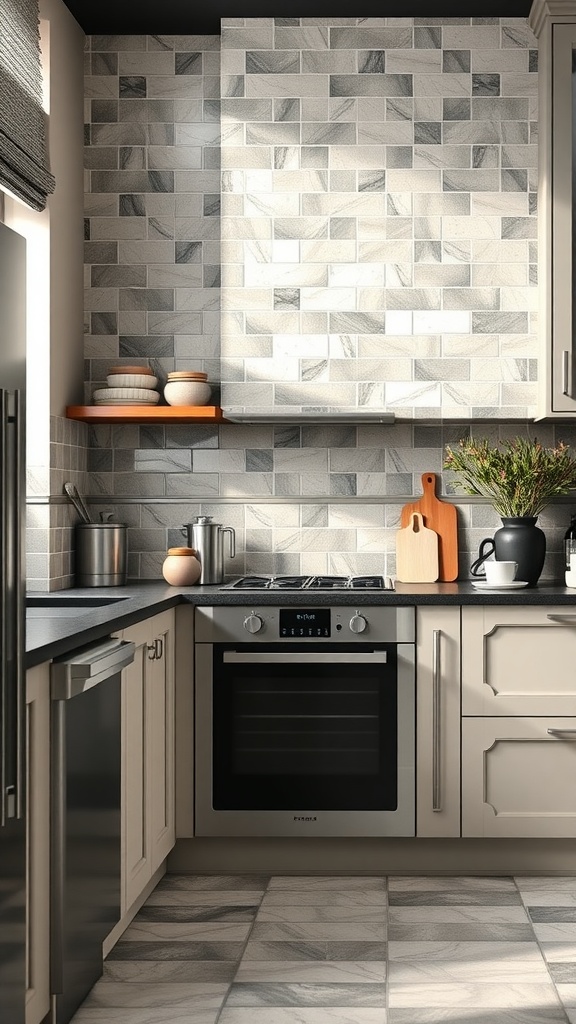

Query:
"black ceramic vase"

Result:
[[493, 516, 546, 586]]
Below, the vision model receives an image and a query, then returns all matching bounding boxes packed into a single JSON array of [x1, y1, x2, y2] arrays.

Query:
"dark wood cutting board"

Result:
[[400, 472, 459, 582]]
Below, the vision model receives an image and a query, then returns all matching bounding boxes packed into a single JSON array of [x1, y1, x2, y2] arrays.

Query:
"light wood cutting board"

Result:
[[400, 472, 459, 582], [396, 512, 439, 583]]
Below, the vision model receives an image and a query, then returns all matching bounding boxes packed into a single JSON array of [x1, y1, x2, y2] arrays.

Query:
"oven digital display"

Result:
[[279, 609, 331, 637]]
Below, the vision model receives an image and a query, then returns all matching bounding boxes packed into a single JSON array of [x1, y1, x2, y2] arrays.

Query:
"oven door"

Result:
[[195, 642, 415, 837]]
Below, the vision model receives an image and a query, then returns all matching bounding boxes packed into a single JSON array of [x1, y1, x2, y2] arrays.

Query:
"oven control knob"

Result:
[[349, 613, 367, 634], [243, 613, 263, 634]]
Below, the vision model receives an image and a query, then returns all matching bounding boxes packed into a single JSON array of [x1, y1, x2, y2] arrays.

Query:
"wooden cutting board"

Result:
[[400, 472, 459, 582], [396, 512, 439, 583]]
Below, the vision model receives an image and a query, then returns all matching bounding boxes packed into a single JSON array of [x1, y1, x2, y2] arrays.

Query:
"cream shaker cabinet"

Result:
[[416, 608, 461, 837], [462, 717, 576, 838], [462, 604, 576, 838], [117, 610, 175, 915], [25, 664, 50, 1024], [530, 1, 576, 416], [462, 606, 576, 717]]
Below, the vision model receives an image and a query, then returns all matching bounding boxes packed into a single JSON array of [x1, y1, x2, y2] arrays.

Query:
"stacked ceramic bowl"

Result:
[[93, 366, 160, 406], [164, 370, 211, 407]]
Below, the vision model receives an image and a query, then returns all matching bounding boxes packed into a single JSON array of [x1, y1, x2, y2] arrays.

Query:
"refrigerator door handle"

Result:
[[0, 388, 25, 825]]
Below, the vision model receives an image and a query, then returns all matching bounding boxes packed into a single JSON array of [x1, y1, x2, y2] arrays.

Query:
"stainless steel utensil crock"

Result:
[[75, 523, 127, 586], [181, 515, 235, 584]]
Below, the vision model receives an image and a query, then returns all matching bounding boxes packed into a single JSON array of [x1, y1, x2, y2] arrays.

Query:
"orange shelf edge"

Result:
[[66, 405, 228, 424]]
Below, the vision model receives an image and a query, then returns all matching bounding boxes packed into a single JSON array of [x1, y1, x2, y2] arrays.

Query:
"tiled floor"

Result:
[[69, 874, 576, 1024]]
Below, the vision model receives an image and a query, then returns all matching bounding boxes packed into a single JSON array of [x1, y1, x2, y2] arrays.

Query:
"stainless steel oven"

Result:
[[194, 602, 415, 837]]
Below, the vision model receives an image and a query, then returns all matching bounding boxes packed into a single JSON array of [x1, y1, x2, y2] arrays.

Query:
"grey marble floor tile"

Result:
[[261, 891, 387, 907], [242, 941, 330, 962], [567, 1010, 576, 1024], [388, 982, 562, 1009], [550, 962, 576, 983], [70, 1008, 220, 1023], [388, 940, 544, 962], [81, 981, 229, 1009], [388, 958, 551, 984], [225, 982, 388, 1007], [521, 891, 576, 907], [106, 940, 246, 961], [268, 877, 386, 891], [157, 874, 270, 891], [529, 907, 576, 923], [219, 1010, 388, 1023], [250, 922, 386, 941], [540, 942, 576, 963], [388, 1010, 567, 1023], [389, 890, 522, 906], [233, 962, 387, 984], [243, 941, 387, 962], [118, 921, 251, 942], [145, 890, 264, 906], [136, 905, 258, 922], [102, 961, 238, 982], [515, 877, 576, 892], [556, 984, 576, 1006], [389, 907, 529, 924], [388, 923, 535, 942], [534, 923, 576, 942], [255, 906, 386, 923], [388, 876, 517, 892]]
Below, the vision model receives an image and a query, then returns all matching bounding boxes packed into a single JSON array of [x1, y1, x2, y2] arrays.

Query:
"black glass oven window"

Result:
[[212, 643, 397, 811]]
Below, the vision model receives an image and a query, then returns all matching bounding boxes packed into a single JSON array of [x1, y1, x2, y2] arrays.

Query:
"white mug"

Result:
[[484, 560, 518, 585]]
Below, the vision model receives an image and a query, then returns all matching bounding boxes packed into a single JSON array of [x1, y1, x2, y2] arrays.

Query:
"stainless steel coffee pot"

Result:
[[182, 515, 235, 584]]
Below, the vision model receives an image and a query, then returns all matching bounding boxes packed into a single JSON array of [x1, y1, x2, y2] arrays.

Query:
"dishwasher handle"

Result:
[[51, 638, 135, 700]]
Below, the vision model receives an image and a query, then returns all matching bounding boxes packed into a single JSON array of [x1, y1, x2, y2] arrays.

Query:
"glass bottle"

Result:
[[564, 515, 576, 583]]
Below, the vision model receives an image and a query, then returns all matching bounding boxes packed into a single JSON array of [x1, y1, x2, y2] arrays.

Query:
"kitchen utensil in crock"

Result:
[[64, 482, 93, 525]]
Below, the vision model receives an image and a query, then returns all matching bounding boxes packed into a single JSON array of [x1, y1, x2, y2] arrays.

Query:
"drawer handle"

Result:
[[547, 728, 576, 739], [432, 629, 442, 813]]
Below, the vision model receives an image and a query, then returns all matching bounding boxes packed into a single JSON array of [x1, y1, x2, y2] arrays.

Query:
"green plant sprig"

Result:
[[443, 437, 576, 518]]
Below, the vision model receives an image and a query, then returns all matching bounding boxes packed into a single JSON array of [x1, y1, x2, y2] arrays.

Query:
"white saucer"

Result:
[[470, 580, 529, 590]]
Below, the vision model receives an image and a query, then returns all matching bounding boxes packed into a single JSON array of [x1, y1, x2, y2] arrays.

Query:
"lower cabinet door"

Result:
[[120, 610, 175, 915], [462, 717, 576, 837], [26, 664, 50, 1024]]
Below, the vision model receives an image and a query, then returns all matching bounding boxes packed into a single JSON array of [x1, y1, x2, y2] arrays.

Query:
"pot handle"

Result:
[[222, 526, 235, 559], [470, 537, 495, 577]]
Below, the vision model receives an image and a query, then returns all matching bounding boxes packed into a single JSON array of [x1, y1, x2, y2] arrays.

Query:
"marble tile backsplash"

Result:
[[220, 16, 538, 418], [87, 420, 576, 583], [26, 416, 89, 591], [80, 22, 569, 586]]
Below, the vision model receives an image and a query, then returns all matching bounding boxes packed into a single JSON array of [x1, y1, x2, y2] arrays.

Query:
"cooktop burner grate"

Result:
[[223, 574, 394, 591]]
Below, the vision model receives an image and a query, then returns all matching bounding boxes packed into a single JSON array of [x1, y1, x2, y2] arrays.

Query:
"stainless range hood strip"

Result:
[[222, 410, 396, 424]]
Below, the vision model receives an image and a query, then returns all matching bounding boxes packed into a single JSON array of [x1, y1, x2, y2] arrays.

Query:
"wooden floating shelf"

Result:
[[66, 405, 228, 424]]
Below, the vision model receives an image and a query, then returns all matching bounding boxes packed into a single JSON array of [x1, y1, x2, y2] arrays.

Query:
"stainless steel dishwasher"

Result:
[[50, 637, 135, 1024]]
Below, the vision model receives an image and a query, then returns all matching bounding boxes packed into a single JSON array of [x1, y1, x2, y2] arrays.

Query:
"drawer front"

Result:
[[462, 606, 576, 716], [462, 717, 576, 838]]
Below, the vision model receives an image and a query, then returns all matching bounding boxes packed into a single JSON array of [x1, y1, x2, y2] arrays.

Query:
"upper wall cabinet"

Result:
[[220, 17, 539, 422], [531, 0, 576, 416]]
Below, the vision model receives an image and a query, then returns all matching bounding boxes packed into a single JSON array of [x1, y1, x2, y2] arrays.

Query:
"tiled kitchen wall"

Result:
[[220, 17, 538, 418], [83, 23, 571, 583], [26, 415, 89, 590]]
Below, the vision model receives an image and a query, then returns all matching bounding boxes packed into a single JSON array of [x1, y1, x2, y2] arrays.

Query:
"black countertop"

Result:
[[24, 578, 576, 668]]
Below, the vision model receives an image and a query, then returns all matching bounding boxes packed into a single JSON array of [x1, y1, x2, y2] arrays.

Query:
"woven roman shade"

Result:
[[0, 0, 55, 211]]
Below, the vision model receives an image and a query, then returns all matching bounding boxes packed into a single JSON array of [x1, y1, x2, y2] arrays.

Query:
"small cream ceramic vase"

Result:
[[162, 547, 201, 586]]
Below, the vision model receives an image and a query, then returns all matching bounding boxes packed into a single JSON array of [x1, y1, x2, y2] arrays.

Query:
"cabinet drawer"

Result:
[[462, 717, 576, 838], [462, 606, 576, 716]]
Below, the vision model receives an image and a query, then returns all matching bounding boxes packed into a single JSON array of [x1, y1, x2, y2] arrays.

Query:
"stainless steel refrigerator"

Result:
[[0, 220, 27, 1024]]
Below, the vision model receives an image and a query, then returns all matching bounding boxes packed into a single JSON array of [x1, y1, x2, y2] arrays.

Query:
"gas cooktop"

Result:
[[222, 574, 395, 591]]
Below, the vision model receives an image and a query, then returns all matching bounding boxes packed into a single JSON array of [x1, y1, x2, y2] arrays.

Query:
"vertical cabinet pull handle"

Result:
[[0, 390, 25, 825], [147, 643, 157, 660], [563, 349, 572, 397], [432, 629, 442, 813]]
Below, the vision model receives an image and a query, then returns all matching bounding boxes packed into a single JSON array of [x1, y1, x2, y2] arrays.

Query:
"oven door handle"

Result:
[[222, 652, 388, 664]]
